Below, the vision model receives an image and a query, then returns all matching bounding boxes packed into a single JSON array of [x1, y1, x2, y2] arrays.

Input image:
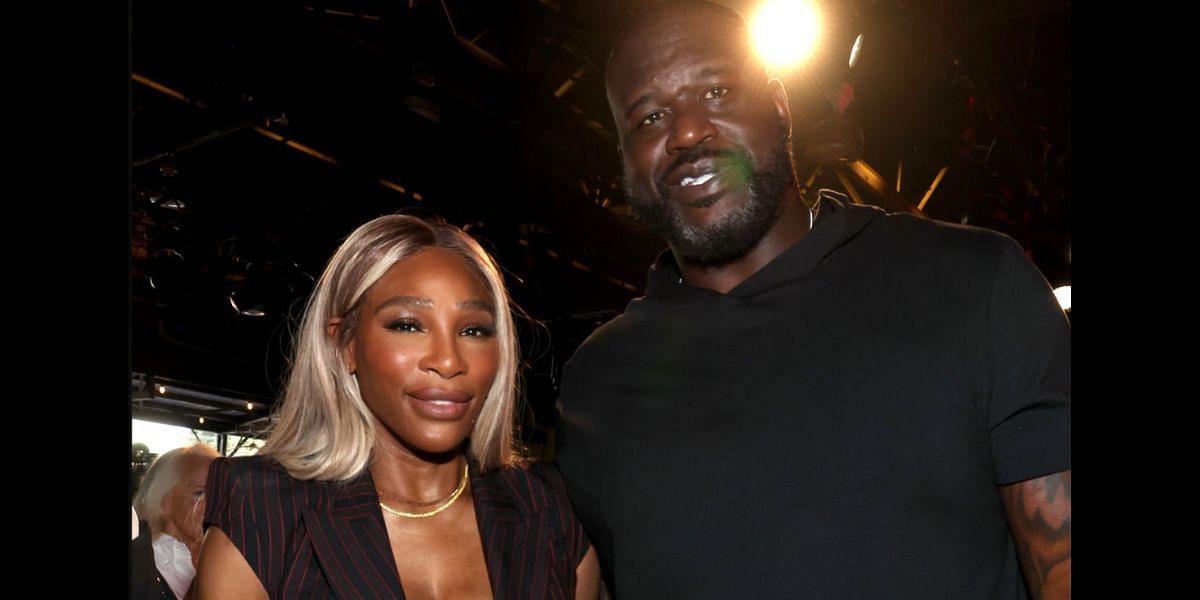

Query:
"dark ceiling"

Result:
[[131, 0, 1071, 434]]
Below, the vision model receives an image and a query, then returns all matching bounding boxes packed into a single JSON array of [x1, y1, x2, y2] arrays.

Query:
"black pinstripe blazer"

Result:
[[204, 455, 589, 599]]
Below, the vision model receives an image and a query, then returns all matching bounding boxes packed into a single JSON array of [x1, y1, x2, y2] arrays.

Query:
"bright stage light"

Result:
[[751, 0, 822, 71], [1053, 285, 1071, 311]]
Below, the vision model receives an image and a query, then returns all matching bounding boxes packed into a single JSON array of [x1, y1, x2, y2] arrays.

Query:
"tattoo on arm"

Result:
[[1000, 470, 1071, 600]]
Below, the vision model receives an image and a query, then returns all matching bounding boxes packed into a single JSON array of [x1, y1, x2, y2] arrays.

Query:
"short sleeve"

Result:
[[203, 457, 268, 584], [986, 238, 1071, 484]]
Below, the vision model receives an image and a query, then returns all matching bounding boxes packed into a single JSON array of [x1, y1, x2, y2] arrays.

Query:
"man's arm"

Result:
[[999, 469, 1071, 600]]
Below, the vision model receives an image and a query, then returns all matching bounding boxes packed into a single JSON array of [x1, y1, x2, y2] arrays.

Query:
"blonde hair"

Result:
[[132, 443, 219, 538], [259, 214, 522, 481]]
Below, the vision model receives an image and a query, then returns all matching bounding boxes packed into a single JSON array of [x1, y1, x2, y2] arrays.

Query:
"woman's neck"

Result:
[[370, 442, 467, 505]]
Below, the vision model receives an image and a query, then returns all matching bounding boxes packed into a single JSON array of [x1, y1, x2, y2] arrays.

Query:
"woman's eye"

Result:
[[462, 325, 496, 338], [386, 318, 423, 333]]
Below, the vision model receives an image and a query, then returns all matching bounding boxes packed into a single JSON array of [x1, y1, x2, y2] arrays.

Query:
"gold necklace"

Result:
[[379, 474, 462, 507], [378, 461, 469, 519]]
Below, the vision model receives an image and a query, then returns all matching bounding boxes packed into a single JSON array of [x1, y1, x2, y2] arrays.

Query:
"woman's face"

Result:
[[164, 451, 216, 547], [345, 248, 501, 458]]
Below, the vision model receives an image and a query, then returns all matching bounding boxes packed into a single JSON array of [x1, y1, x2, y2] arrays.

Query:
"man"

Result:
[[555, 1, 1070, 598]]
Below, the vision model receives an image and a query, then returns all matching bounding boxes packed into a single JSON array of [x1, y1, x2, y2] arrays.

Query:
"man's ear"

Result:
[[768, 78, 793, 140], [327, 318, 356, 373]]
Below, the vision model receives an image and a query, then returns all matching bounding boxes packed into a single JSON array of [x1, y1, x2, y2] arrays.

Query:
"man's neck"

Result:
[[677, 186, 811, 294]]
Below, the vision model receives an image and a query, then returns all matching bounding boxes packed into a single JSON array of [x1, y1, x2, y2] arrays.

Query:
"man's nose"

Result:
[[666, 105, 717, 155]]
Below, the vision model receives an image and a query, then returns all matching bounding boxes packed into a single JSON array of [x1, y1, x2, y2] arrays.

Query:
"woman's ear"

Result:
[[327, 318, 356, 374]]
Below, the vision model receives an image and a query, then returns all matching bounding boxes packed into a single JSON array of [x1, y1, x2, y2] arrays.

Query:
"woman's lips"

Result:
[[406, 388, 472, 420]]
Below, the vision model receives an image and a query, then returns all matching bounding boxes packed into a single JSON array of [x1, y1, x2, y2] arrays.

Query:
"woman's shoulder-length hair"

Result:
[[259, 214, 523, 482]]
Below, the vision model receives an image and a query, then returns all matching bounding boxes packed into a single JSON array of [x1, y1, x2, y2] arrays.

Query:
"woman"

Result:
[[132, 443, 221, 599], [194, 215, 600, 599]]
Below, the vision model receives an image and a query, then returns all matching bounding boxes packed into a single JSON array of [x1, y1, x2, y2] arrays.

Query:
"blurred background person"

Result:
[[132, 443, 220, 599]]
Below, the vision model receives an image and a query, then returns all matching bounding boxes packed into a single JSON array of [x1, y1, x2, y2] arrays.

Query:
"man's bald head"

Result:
[[606, 1, 759, 95]]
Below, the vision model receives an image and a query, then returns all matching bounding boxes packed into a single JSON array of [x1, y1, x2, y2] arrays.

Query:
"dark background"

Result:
[[130, 0, 1071, 442]]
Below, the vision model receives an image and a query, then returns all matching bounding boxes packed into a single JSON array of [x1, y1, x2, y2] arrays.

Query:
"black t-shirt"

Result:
[[557, 197, 1070, 599]]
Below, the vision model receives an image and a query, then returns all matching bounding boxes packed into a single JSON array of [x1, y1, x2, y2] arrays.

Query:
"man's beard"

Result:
[[624, 127, 795, 266]]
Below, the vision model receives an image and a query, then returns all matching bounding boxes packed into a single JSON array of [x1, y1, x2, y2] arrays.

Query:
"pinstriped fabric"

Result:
[[204, 456, 590, 599], [472, 461, 591, 599], [204, 456, 399, 599]]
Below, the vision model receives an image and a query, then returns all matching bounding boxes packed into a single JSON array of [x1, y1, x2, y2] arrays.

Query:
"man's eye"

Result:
[[639, 111, 665, 127], [704, 86, 729, 100]]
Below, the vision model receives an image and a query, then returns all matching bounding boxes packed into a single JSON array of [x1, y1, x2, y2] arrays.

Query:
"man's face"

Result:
[[607, 6, 794, 264]]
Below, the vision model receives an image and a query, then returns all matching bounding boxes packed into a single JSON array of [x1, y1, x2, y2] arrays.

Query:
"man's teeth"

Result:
[[680, 172, 716, 187]]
